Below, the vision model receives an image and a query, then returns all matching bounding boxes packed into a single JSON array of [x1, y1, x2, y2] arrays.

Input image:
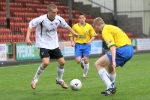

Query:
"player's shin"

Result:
[[34, 64, 44, 79], [98, 68, 112, 89], [109, 73, 116, 84], [83, 63, 89, 76], [56, 65, 64, 81]]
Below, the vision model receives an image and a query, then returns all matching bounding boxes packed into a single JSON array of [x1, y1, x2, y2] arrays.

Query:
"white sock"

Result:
[[98, 68, 113, 89], [109, 73, 116, 83], [80, 58, 84, 64], [84, 63, 89, 75], [34, 64, 44, 79], [56, 65, 64, 81]]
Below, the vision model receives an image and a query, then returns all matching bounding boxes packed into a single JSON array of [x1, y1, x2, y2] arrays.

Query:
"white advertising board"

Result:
[[136, 38, 150, 51]]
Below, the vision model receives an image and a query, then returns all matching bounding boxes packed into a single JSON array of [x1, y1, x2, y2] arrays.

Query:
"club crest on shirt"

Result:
[[55, 23, 58, 26], [85, 30, 88, 33], [41, 52, 44, 55], [106, 40, 112, 45]]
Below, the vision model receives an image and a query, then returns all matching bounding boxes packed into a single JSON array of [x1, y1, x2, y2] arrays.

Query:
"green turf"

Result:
[[0, 53, 150, 100]]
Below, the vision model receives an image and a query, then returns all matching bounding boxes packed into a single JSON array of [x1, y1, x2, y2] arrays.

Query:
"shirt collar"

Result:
[[102, 24, 106, 30], [78, 23, 86, 26]]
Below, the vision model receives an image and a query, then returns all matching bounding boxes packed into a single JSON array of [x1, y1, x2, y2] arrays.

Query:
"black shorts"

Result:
[[39, 47, 63, 59]]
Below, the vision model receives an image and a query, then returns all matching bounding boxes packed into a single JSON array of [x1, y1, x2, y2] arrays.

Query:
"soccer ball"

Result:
[[70, 79, 82, 91]]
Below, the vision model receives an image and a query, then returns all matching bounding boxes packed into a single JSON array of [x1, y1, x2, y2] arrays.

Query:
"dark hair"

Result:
[[78, 13, 86, 17]]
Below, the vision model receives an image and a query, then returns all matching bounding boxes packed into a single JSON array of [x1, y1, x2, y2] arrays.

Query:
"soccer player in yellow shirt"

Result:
[[93, 17, 134, 96], [69, 13, 97, 78]]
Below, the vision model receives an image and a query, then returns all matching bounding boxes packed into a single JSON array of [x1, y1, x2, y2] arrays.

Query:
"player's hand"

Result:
[[112, 61, 116, 68], [74, 33, 79, 38], [86, 41, 91, 45], [25, 37, 32, 45], [71, 42, 75, 47]]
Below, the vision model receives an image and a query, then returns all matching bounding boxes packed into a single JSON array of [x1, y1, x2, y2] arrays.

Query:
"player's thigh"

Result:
[[83, 44, 91, 57], [39, 48, 50, 67], [94, 54, 111, 70], [75, 44, 82, 58]]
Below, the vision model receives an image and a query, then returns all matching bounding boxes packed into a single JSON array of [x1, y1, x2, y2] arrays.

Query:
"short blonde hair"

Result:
[[93, 17, 105, 27], [47, 4, 57, 11]]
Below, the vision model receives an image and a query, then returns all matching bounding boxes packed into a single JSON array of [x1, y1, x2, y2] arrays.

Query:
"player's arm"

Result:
[[68, 26, 75, 47], [59, 17, 79, 38], [109, 46, 116, 68], [25, 17, 42, 45], [65, 26, 79, 38], [87, 25, 97, 44], [87, 36, 95, 44], [26, 27, 32, 45], [70, 36, 74, 47], [102, 30, 116, 67]]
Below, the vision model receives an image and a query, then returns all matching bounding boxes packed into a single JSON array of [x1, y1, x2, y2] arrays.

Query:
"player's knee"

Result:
[[84, 59, 88, 64], [42, 58, 49, 67], [108, 66, 114, 73], [42, 62, 49, 67], [75, 59, 80, 64], [94, 62, 98, 68], [59, 60, 65, 67]]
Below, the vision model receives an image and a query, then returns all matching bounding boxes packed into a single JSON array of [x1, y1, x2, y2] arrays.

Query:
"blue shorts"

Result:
[[107, 45, 134, 67], [75, 43, 91, 58]]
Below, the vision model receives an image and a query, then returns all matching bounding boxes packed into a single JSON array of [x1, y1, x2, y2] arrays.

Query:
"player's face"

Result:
[[94, 25, 102, 34], [79, 15, 86, 24], [48, 8, 57, 20]]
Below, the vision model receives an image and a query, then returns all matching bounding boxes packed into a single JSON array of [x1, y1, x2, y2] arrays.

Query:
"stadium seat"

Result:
[[10, 17, 23, 22], [0, 0, 96, 42], [0, 28, 12, 43], [126, 33, 134, 38], [0, 12, 6, 17], [63, 33, 69, 41], [0, 16, 6, 26], [15, 0, 41, 4], [10, 2, 22, 7]]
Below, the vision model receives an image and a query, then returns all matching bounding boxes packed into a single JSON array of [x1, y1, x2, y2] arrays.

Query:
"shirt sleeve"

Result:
[[29, 16, 44, 28], [59, 17, 68, 28], [102, 29, 115, 48], [89, 25, 97, 37]]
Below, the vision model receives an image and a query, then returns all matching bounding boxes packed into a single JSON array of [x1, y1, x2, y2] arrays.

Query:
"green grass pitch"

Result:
[[0, 53, 150, 100]]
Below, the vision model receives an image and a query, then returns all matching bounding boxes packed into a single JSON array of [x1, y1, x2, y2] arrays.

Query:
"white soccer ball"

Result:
[[70, 79, 82, 91]]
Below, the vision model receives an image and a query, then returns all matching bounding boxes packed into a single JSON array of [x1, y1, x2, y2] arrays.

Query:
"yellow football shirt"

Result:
[[69, 23, 97, 44], [102, 25, 131, 48]]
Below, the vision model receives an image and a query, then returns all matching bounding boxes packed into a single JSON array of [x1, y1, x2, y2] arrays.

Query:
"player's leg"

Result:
[[56, 57, 65, 82], [82, 44, 91, 78], [80, 56, 85, 69], [107, 65, 116, 87], [50, 48, 68, 89], [74, 43, 83, 66], [94, 54, 113, 88], [31, 48, 50, 89], [82, 56, 89, 78], [94, 54, 116, 95]]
